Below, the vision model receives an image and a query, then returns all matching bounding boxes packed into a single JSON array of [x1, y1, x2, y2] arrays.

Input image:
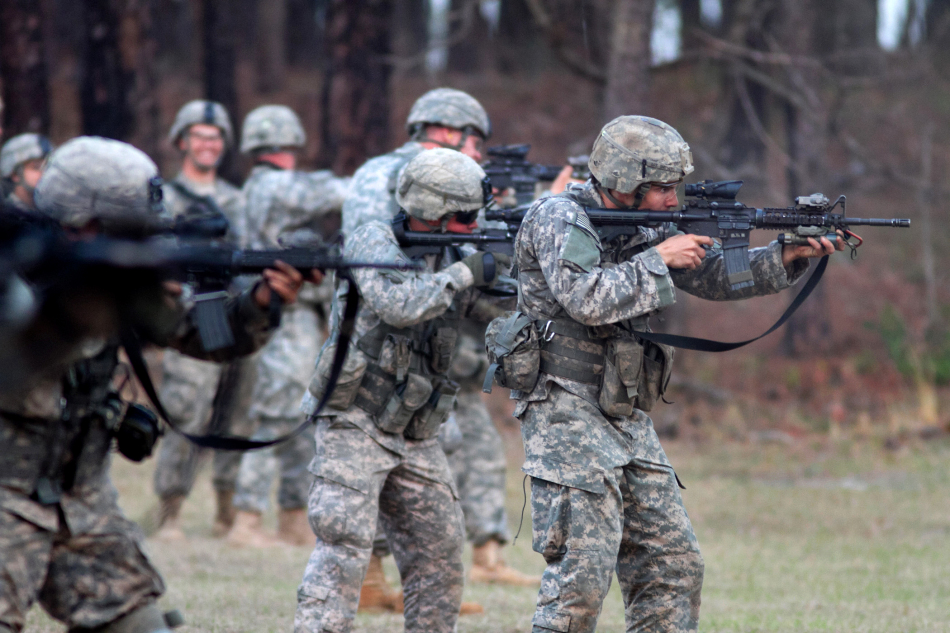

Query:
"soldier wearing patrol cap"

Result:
[[511, 115, 843, 632], [295, 148, 510, 633], [224, 104, 351, 548], [0, 136, 305, 633], [1, 133, 53, 212], [152, 99, 254, 543]]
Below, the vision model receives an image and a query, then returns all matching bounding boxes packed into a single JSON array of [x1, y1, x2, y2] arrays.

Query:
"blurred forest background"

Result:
[[2, 0, 949, 444]]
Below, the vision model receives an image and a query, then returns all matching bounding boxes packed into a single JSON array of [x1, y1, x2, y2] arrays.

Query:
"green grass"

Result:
[[25, 436, 950, 632]]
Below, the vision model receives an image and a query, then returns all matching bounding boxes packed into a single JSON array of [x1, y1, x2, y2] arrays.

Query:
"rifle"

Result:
[[391, 211, 514, 258], [481, 144, 564, 206], [485, 180, 910, 291]]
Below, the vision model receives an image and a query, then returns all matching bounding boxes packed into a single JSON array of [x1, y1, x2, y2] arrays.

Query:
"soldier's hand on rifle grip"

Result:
[[655, 234, 714, 270], [255, 260, 304, 307], [780, 230, 845, 267]]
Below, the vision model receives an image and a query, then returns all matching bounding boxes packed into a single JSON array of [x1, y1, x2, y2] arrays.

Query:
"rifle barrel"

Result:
[[844, 217, 911, 227]]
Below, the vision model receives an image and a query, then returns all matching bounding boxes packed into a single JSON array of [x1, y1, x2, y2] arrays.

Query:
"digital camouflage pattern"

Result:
[[405, 87, 491, 138], [513, 179, 809, 632], [0, 133, 51, 178], [240, 105, 306, 154], [161, 172, 245, 243], [230, 163, 346, 513], [588, 116, 694, 193], [396, 148, 486, 221], [296, 219, 508, 632], [340, 141, 423, 239], [168, 100, 234, 147]]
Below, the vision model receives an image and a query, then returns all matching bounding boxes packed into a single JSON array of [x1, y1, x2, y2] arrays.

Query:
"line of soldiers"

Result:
[[0, 83, 843, 633]]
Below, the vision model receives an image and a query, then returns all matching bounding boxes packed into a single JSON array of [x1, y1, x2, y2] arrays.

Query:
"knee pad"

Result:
[[71, 604, 184, 633]]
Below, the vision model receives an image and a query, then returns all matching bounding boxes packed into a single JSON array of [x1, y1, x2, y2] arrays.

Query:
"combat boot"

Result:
[[226, 510, 283, 548], [277, 508, 314, 546], [470, 540, 541, 586], [358, 554, 404, 613], [211, 489, 236, 538], [154, 495, 186, 542]]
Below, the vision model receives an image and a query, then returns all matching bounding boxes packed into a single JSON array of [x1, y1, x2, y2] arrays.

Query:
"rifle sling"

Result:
[[635, 255, 828, 352], [119, 280, 361, 451]]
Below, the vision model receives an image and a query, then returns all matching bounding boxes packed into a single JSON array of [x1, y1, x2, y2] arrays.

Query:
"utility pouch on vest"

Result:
[[635, 341, 674, 412], [404, 377, 460, 440], [483, 312, 540, 393], [377, 334, 412, 382], [598, 338, 643, 417], [308, 342, 369, 411], [428, 327, 458, 375], [375, 373, 433, 435]]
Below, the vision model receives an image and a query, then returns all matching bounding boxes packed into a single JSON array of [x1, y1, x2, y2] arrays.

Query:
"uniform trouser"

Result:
[[523, 397, 704, 633], [232, 417, 315, 513], [295, 417, 464, 633], [0, 503, 164, 632]]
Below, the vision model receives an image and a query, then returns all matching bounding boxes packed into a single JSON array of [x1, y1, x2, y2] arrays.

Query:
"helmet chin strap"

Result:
[[596, 182, 650, 210]]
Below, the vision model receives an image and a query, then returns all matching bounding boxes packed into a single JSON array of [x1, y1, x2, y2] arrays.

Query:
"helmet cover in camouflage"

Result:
[[240, 105, 306, 154], [405, 88, 491, 139], [168, 100, 235, 147], [1, 133, 53, 178], [34, 136, 162, 229], [588, 116, 694, 194], [396, 148, 487, 221]]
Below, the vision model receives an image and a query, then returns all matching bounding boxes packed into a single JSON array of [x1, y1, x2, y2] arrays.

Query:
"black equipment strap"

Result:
[[118, 281, 361, 451], [635, 255, 829, 352]]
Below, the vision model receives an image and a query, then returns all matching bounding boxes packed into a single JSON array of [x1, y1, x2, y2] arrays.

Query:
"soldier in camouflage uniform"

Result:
[[226, 105, 351, 547], [1, 133, 53, 212], [153, 100, 256, 541], [511, 116, 844, 632], [295, 149, 511, 633], [0, 137, 306, 633]]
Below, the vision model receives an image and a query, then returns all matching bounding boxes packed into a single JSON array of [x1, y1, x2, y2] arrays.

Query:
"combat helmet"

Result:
[[168, 100, 234, 148], [588, 116, 693, 195], [34, 137, 163, 230], [406, 88, 491, 141], [396, 148, 489, 221], [240, 105, 306, 154], [1, 133, 53, 179]]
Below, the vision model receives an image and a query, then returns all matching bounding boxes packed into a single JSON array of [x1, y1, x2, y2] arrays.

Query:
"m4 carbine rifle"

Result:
[[482, 144, 564, 206], [391, 210, 514, 257], [485, 179, 910, 291]]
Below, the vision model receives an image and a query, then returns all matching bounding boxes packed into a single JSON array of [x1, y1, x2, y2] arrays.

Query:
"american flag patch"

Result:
[[572, 212, 599, 240]]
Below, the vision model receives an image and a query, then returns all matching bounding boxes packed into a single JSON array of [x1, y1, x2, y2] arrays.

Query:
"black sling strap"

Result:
[[119, 281, 361, 451], [634, 255, 828, 352]]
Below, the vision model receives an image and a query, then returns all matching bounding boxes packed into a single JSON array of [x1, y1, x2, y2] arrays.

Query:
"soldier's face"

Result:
[[19, 159, 45, 189], [458, 134, 484, 162], [638, 181, 680, 211], [181, 123, 225, 170]]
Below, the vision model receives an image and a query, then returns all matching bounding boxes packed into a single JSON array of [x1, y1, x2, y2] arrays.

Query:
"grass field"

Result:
[[25, 433, 950, 632]]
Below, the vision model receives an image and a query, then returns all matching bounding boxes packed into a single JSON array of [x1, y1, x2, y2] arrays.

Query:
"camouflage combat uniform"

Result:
[[153, 173, 254, 503], [339, 141, 423, 240], [295, 213, 506, 633], [513, 181, 809, 633], [231, 164, 349, 515], [0, 288, 275, 633]]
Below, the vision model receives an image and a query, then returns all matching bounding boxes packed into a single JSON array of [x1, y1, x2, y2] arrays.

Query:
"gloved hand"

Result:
[[461, 251, 512, 288]]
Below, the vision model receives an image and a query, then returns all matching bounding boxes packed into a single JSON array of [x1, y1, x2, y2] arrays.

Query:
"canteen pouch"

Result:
[[404, 378, 460, 440], [635, 341, 674, 412], [308, 342, 368, 411], [483, 312, 540, 393], [428, 326, 458, 374], [598, 338, 643, 417], [375, 373, 434, 435]]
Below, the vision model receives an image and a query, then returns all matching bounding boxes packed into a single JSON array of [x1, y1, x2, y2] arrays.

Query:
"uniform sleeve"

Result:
[[347, 223, 474, 328], [523, 199, 676, 326], [670, 240, 809, 300], [341, 157, 398, 238], [255, 171, 351, 247]]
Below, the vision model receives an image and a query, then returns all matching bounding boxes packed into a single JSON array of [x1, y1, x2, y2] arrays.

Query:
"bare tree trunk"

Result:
[[317, 0, 392, 175], [120, 0, 161, 159], [256, 0, 288, 93], [919, 125, 937, 330], [202, 0, 240, 182], [0, 0, 50, 134], [80, 0, 133, 139], [603, 0, 655, 119], [287, 0, 322, 68]]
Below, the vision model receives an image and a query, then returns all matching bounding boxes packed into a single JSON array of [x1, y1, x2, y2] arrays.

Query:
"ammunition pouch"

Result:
[[404, 377, 460, 440], [374, 372, 433, 435], [482, 311, 540, 393], [308, 341, 369, 411]]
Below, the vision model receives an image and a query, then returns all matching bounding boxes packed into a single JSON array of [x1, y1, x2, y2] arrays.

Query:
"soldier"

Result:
[[226, 104, 350, 547], [0, 136, 306, 633], [295, 149, 511, 633], [153, 100, 253, 541], [342, 87, 536, 611], [511, 116, 844, 632], [1, 133, 53, 212]]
